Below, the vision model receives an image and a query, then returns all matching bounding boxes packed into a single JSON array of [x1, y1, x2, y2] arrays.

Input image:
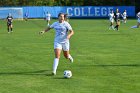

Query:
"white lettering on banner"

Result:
[[75, 8, 80, 16], [66, 7, 114, 17], [81, 8, 87, 16], [88, 7, 94, 16], [108, 7, 114, 14], [95, 7, 100, 16], [101, 7, 107, 16], [67, 8, 73, 16]]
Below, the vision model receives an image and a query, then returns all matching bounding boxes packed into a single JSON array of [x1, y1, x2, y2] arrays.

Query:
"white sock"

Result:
[[111, 25, 115, 30], [53, 58, 59, 74], [68, 54, 73, 63]]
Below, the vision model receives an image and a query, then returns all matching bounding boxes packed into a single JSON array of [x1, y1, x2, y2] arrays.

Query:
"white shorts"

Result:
[[123, 17, 126, 20], [54, 42, 70, 51], [109, 18, 114, 23], [46, 18, 50, 21]]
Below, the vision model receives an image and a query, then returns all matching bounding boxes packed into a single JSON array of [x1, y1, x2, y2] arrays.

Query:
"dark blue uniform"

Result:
[[7, 15, 13, 33], [7, 16, 13, 26]]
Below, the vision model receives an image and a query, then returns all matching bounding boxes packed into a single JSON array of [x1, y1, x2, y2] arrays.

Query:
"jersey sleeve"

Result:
[[50, 22, 57, 28], [65, 22, 72, 31]]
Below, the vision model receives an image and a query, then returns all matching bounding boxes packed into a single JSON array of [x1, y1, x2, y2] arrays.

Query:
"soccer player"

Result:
[[45, 12, 51, 26], [137, 11, 140, 28], [108, 10, 115, 30], [39, 13, 74, 75], [131, 11, 140, 28], [121, 10, 127, 24], [7, 13, 13, 33], [24, 12, 29, 21], [114, 9, 121, 23]]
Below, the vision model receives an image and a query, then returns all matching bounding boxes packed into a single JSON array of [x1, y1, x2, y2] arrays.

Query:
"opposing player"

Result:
[[114, 9, 121, 23], [24, 12, 29, 21], [45, 12, 51, 26], [39, 13, 74, 75], [108, 10, 115, 30], [7, 13, 13, 33], [121, 10, 127, 24]]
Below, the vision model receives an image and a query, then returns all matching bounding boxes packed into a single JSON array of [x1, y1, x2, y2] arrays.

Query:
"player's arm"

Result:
[[11, 16, 13, 22], [67, 29, 74, 39], [39, 27, 51, 34]]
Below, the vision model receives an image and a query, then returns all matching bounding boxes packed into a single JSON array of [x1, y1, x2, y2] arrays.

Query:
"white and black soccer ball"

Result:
[[64, 70, 72, 78]]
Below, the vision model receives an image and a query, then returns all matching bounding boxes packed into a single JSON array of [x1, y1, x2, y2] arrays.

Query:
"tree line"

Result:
[[0, 0, 136, 6]]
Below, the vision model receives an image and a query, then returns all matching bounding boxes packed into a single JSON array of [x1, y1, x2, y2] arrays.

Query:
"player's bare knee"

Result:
[[64, 54, 69, 59]]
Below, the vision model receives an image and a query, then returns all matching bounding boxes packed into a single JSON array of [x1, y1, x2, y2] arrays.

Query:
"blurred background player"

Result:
[[64, 13, 69, 22], [24, 12, 29, 21], [108, 10, 115, 30], [114, 8, 121, 24], [39, 13, 74, 75], [7, 13, 13, 33], [131, 11, 140, 28], [114, 19, 120, 31], [121, 10, 127, 24], [137, 11, 140, 28], [45, 11, 51, 26]]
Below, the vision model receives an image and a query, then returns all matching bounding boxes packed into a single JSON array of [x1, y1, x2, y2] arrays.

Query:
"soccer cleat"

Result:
[[69, 57, 73, 63], [52, 72, 56, 76]]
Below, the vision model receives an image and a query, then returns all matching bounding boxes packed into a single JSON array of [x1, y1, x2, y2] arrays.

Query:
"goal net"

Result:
[[0, 8, 23, 20]]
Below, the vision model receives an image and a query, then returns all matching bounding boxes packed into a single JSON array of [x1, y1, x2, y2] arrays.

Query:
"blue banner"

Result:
[[0, 6, 135, 19], [23, 6, 135, 18]]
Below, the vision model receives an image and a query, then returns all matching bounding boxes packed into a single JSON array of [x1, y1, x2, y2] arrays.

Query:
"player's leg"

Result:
[[7, 23, 10, 33], [10, 24, 13, 32], [63, 51, 73, 63], [62, 42, 73, 63], [137, 22, 140, 28], [52, 43, 62, 75], [47, 20, 50, 26], [123, 17, 127, 24]]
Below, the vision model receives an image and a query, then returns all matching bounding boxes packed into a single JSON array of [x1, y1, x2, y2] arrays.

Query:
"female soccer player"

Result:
[[137, 11, 140, 28], [108, 10, 115, 30], [7, 13, 13, 33], [39, 13, 74, 75], [131, 11, 140, 28], [24, 12, 29, 21], [45, 12, 51, 26], [121, 10, 127, 24]]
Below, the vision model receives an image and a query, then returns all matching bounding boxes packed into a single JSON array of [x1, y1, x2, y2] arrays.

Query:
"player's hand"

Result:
[[39, 31, 45, 35]]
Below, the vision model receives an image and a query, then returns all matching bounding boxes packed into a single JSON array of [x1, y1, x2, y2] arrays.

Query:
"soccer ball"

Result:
[[64, 70, 72, 78]]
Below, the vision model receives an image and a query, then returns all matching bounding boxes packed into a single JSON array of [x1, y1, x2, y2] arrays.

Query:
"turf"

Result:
[[0, 19, 140, 93]]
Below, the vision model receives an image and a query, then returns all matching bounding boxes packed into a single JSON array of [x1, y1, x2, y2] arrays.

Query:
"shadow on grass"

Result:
[[0, 70, 53, 76]]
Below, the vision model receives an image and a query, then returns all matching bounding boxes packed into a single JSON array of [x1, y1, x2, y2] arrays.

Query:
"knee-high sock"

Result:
[[53, 58, 59, 74]]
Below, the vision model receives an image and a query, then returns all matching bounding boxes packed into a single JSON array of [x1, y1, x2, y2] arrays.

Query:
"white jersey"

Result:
[[50, 21, 72, 43], [122, 12, 127, 17], [45, 13, 51, 20], [109, 13, 114, 22], [137, 12, 140, 23]]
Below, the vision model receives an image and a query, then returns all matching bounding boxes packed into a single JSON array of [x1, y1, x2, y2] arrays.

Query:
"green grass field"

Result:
[[0, 19, 140, 93]]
